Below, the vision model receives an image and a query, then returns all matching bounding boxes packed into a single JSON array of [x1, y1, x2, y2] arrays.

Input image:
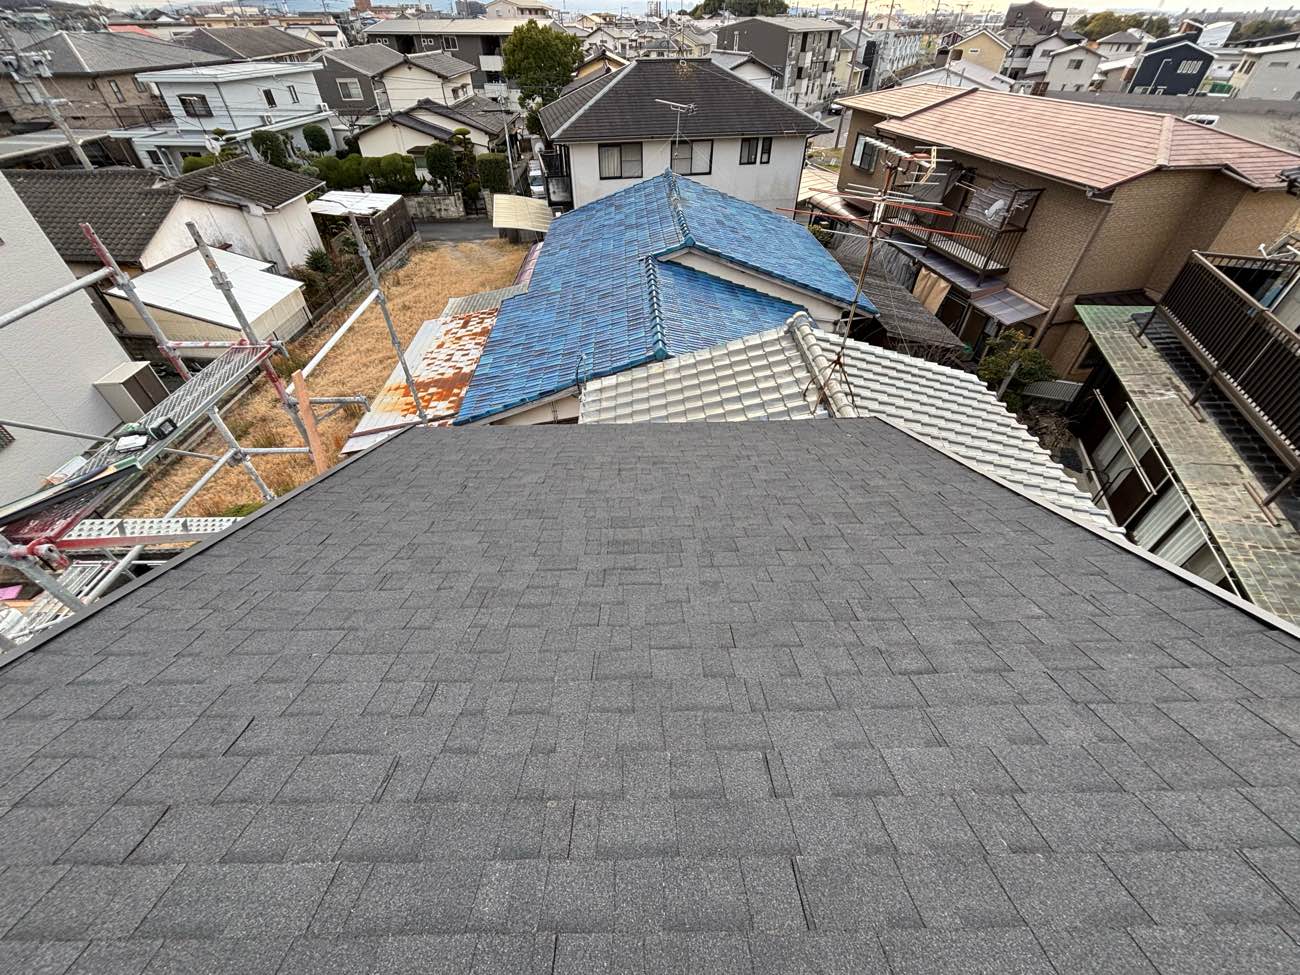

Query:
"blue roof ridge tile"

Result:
[[643, 257, 670, 361], [664, 169, 696, 247]]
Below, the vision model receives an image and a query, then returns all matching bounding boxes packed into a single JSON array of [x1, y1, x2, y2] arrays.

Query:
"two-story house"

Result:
[[1114, 33, 1216, 95], [536, 58, 826, 212], [362, 17, 554, 99], [0, 31, 226, 131], [834, 85, 1300, 379], [316, 45, 475, 119], [1229, 41, 1300, 100], [1003, 1, 1067, 34], [1095, 30, 1143, 59], [116, 62, 338, 176], [484, 0, 554, 18], [1028, 43, 1103, 92], [942, 28, 1010, 76], [713, 17, 841, 109]]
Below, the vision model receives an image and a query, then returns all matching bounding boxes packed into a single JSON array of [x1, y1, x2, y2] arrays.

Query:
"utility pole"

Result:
[[0, 18, 93, 170]]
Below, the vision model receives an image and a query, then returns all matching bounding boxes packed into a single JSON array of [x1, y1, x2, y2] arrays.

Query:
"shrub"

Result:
[[250, 129, 291, 169], [302, 123, 330, 154], [304, 247, 333, 274], [808, 225, 834, 249], [181, 154, 217, 173], [315, 153, 366, 190], [424, 142, 458, 192], [477, 152, 510, 194], [364, 153, 421, 194], [976, 329, 1057, 411]]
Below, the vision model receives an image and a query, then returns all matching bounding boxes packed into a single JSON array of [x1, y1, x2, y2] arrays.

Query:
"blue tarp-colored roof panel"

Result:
[[455, 171, 869, 424]]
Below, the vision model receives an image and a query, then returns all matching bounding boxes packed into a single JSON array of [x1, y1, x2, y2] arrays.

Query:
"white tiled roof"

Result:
[[580, 316, 1117, 532]]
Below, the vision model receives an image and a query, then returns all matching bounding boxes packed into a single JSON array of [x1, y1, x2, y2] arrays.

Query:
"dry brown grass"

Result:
[[124, 239, 528, 517]]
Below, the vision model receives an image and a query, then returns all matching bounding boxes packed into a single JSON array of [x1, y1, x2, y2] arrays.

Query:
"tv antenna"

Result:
[[654, 97, 697, 156]]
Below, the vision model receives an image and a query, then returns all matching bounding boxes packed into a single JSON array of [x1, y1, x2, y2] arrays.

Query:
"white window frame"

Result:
[[337, 78, 363, 101], [851, 132, 876, 171]]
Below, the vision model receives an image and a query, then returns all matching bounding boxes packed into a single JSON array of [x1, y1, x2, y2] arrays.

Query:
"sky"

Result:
[[61, 0, 1295, 19]]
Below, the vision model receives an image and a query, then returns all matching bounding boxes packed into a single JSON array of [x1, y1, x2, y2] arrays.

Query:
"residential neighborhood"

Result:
[[4, 2, 1300, 973]]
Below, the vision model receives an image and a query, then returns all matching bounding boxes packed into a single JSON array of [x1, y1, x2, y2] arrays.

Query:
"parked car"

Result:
[[527, 170, 547, 199]]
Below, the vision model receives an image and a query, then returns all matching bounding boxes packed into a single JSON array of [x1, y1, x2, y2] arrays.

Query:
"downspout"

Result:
[[1031, 186, 1114, 350]]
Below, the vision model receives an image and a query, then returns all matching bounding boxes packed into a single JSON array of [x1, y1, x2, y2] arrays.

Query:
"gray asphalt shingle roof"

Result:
[[178, 26, 321, 60], [171, 156, 323, 210], [407, 50, 478, 78], [18, 30, 226, 76], [6, 168, 178, 265], [2, 421, 1299, 972], [321, 43, 405, 76], [540, 57, 829, 142]]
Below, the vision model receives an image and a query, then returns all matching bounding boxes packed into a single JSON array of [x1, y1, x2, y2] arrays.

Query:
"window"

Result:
[[739, 136, 772, 165], [107, 79, 126, 103], [15, 81, 40, 104], [1067, 58, 1083, 70], [1268, 60, 1289, 68], [441, 35, 459, 50], [0, 425, 13, 451], [133, 76, 148, 93], [337, 78, 363, 100], [671, 139, 712, 175], [287, 84, 299, 104], [262, 88, 277, 107], [177, 94, 212, 118], [145, 149, 164, 165], [598, 142, 642, 179], [851, 132, 876, 171], [1179, 59, 1203, 73], [1242, 60, 1255, 74]]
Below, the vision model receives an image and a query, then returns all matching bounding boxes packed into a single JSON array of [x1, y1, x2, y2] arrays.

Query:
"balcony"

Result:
[[892, 178, 1041, 281], [1155, 251, 1300, 496]]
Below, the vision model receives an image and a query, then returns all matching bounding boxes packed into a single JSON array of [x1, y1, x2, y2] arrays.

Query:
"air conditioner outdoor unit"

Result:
[[260, 113, 275, 124], [316, 102, 330, 111], [93, 361, 169, 424]]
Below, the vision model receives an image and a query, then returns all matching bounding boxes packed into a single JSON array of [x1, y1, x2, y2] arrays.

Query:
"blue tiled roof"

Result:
[[455, 171, 872, 424]]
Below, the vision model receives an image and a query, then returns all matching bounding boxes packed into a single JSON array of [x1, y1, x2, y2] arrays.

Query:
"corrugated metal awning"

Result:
[[492, 195, 553, 234], [971, 287, 1047, 326]]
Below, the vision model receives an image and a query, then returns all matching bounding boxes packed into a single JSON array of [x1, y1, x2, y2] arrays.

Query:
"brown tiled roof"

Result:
[[835, 83, 968, 118], [849, 87, 1300, 191]]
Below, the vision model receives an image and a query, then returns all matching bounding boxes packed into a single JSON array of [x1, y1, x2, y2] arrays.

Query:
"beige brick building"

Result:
[[834, 85, 1300, 379]]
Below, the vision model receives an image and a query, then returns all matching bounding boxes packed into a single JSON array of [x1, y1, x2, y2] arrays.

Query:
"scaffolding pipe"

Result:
[[0, 419, 219, 462], [0, 532, 86, 615], [293, 289, 378, 388], [83, 448, 237, 602], [349, 214, 428, 422], [0, 266, 115, 331]]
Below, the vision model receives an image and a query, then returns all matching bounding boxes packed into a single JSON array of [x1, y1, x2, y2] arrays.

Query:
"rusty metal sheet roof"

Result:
[[341, 309, 496, 454], [863, 89, 1300, 191]]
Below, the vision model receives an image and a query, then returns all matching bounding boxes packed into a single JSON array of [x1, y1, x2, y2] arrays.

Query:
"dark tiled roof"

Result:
[[178, 26, 321, 59], [375, 112, 456, 141], [19, 30, 226, 76], [559, 64, 612, 96], [322, 42, 404, 76], [171, 156, 323, 209], [6, 420, 1300, 967], [413, 95, 509, 137], [540, 57, 829, 142], [407, 50, 478, 78], [6, 168, 178, 264]]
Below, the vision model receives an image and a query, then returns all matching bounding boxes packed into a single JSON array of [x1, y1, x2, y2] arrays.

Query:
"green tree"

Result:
[[690, 0, 786, 16], [364, 154, 422, 194], [1230, 18, 1294, 42], [976, 330, 1057, 412], [250, 129, 292, 169], [424, 141, 458, 192], [302, 124, 330, 154], [181, 154, 217, 173], [502, 20, 583, 133], [449, 128, 478, 188], [476, 152, 511, 193], [314, 153, 367, 190], [304, 247, 333, 274]]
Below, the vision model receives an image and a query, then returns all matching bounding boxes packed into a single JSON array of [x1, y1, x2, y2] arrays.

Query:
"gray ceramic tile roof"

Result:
[[6, 168, 178, 265], [579, 318, 1114, 530], [441, 284, 528, 316], [4, 420, 1299, 972], [178, 26, 321, 60], [413, 95, 509, 137], [19, 30, 226, 76], [540, 57, 829, 142], [407, 50, 478, 78], [321, 43, 404, 76], [171, 156, 323, 210]]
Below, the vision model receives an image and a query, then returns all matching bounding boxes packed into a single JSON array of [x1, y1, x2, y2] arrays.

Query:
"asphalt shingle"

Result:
[[1, 420, 1299, 969]]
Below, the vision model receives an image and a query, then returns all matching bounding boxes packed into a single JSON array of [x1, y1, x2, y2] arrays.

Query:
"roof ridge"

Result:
[[664, 170, 694, 248], [786, 313, 858, 418], [62, 32, 91, 73], [643, 257, 669, 360], [549, 55, 632, 139]]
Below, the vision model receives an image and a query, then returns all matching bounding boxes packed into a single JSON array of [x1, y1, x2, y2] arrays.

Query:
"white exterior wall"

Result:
[[381, 63, 473, 111], [730, 61, 776, 92], [1233, 51, 1300, 99], [263, 200, 323, 270], [154, 69, 329, 133], [1025, 35, 1070, 76], [137, 198, 322, 274], [0, 174, 132, 504], [566, 135, 806, 212], [358, 117, 492, 158], [1043, 50, 1102, 91]]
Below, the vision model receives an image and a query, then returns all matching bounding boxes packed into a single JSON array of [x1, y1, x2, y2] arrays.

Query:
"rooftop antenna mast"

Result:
[[653, 97, 697, 158]]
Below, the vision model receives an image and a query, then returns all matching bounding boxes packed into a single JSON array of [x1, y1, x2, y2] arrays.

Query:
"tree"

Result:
[[690, 0, 785, 15], [364, 154, 422, 195], [425, 142, 458, 192], [250, 129, 292, 169], [476, 152, 511, 193], [502, 20, 583, 131], [1072, 11, 1172, 41], [302, 124, 330, 154], [1230, 18, 1294, 43], [976, 330, 1057, 412], [181, 154, 217, 173], [449, 128, 478, 189], [314, 153, 366, 190]]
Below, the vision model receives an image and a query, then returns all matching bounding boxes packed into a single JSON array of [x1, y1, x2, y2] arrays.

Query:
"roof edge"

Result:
[[548, 57, 633, 139]]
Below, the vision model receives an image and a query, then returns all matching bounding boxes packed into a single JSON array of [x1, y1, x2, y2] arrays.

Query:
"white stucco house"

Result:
[[537, 58, 827, 213], [356, 95, 511, 164], [114, 62, 340, 177], [1032, 44, 1104, 92], [0, 173, 137, 503]]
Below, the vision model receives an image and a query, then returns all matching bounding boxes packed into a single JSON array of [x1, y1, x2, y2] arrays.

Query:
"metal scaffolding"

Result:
[[0, 219, 372, 651]]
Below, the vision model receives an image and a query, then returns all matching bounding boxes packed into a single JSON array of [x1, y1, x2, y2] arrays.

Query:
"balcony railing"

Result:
[[1155, 251, 1300, 496], [894, 210, 1026, 278]]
